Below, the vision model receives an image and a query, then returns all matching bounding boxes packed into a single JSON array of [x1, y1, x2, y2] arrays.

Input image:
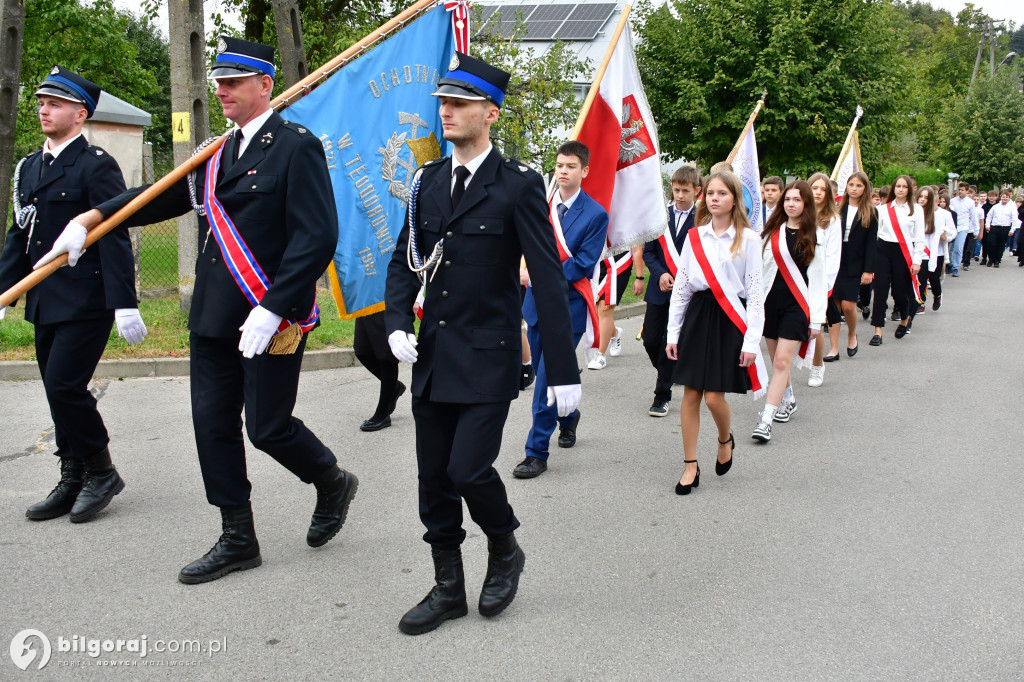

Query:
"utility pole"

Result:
[[970, 19, 986, 90], [272, 0, 308, 88], [0, 0, 25, 251], [167, 0, 209, 313]]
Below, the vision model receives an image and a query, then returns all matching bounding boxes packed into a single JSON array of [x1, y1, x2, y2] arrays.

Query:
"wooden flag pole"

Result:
[[569, 3, 633, 141], [830, 104, 864, 180], [1, 0, 440, 309], [726, 89, 767, 164]]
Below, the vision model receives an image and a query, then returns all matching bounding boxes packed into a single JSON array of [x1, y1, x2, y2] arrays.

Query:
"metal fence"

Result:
[[137, 145, 178, 298]]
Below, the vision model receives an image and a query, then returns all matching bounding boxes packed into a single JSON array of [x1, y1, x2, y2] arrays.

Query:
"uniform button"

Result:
[[444, 260, 451, 268], [441, 290, 448, 298], [61, 192, 66, 197], [439, 320, 447, 328], [251, 185, 257, 189], [33, 198, 38, 204], [445, 231, 454, 238], [479, 225, 486, 230], [211, 257, 218, 264], [423, 220, 429, 226], [93, 270, 100, 275], [500, 340, 506, 346], [35, 240, 42, 246]]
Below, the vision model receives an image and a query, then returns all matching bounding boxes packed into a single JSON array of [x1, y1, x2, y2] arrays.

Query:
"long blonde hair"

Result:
[[807, 172, 839, 229], [694, 171, 750, 257]]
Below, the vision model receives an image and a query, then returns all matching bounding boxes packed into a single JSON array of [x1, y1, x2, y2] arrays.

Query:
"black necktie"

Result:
[[234, 130, 243, 161], [557, 203, 568, 222], [451, 165, 470, 210], [40, 152, 53, 180]]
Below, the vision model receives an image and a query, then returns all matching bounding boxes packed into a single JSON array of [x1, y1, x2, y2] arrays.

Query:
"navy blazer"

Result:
[[839, 204, 878, 277], [95, 112, 338, 338], [0, 136, 136, 324], [643, 203, 693, 306], [522, 189, 607, 334], [386, 148, 579, 404]]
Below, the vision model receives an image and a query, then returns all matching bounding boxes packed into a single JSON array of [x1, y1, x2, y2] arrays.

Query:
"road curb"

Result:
[[0, 302, 646, 382]]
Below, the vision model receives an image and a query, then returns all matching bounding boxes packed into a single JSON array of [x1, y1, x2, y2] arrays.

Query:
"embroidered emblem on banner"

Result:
[[379, 111, 441, 204], [618, 95, 656, 170]]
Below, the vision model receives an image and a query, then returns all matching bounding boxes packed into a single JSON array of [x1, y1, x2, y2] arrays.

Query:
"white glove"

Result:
[[547, 384, 581, 418], [34, 221, 88, 269], [115, 308, 148, 345], [238, 305, 283, 358], [388, 330, 418, 363], [0, 307, 6, 320]]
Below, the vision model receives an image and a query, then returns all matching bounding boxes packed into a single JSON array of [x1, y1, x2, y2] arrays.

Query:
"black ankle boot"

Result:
[[306, 466, 359, 547], [478, 532, 526, 617], [69, 449, 124, 523], [398, 548, 468, 635], [26, 457, 85, 520], [178, 505, 262, 584]]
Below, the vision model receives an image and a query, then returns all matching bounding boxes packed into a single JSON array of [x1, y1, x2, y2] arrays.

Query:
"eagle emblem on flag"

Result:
[[617, 95, 656, 170]]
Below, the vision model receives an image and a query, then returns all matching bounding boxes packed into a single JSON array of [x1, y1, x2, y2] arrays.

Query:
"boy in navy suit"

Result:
[[641, 165, 701, 417], [513, 141, 608, 479]]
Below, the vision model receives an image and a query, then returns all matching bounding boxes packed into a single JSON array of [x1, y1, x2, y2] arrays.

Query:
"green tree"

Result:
[[635, 0, 908, 178], [940, 66, 1024, 188], [15, 0, 160, 161]]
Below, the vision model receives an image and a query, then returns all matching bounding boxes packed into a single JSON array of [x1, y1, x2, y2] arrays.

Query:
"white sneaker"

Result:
[[773, 400, 797, 423], [751, 420, 772, 442], [587, 352, 607, 370], [807, 365, 824, 388], [608, 327, 623, 357]]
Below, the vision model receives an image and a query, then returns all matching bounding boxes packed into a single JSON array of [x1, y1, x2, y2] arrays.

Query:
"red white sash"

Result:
[[596, 250, 632, 303], [549, 195, 601, 349], [886, 202, 923, 303], [204, 144, 319, 334], [657, 227, 683, 278], [688, 227, 767, 399], [770, 228, 812, 367]]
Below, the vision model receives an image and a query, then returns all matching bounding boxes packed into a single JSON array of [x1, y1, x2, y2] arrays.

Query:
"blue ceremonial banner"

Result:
[[284, 5, 455, 317]]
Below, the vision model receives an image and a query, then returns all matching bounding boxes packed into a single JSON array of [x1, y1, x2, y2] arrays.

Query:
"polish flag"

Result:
[[576, 24, 666, 256]]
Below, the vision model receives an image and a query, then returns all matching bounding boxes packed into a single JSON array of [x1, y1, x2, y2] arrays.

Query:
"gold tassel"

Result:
[[267, 321, 303, 355]]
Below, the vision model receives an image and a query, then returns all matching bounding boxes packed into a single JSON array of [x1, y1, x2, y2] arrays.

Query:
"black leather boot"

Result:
[[26, 457, 84, 520], [178, 505, 262, 584], [398, 548, 469, 635], [306, 466, 359, 547], [69, 449, 124, 523], [478, 532, 526, 617]]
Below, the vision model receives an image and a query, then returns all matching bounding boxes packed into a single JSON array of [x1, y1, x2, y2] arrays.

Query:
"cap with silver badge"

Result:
[[35, 66, 101, 118], [210, 35, 276, 80], [432, 51, 510, 107]]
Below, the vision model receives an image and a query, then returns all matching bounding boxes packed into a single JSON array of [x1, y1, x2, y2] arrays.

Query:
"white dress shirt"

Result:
[[949, 195, 973, 233], [877, 201, 925, 265], [925, 208, 957, 269], [233, 108, 275, 158], [821, 215, 841, 291], [666, 223, 764, 355], [671, 205, 694, 238], [986, 200, 1022, 233], [451, 143, 493, 193], [558, 187, 582, 213], [41, 133, 83, 160]]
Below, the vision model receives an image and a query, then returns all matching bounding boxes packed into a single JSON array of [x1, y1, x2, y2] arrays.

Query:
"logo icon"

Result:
[[379, 112, 441, 204], [10, 630, 51, 671], [617, 95, 656, 171]]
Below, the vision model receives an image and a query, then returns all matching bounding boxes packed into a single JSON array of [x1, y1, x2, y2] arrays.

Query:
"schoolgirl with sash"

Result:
[[752, 180, 826, 443], [828, 171, 878, 358], [665, 171, 766, 495], [870, 174, 924, 344], [807, 172, 841, 384], [909, 187, 954, 324]]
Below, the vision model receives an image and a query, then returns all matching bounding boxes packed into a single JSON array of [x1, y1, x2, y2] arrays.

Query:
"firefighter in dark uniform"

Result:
[[44, 38, 357, 584], [385, 52, 581, 635], [0, 67, 144, 523]]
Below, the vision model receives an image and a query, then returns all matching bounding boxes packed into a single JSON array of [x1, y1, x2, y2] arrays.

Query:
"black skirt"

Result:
[[763, 278, 810, 342], [833, 246, 862, 302], [672, 289, 751, 394]]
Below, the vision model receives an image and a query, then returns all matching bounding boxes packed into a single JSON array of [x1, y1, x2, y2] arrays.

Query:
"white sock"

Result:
[[761, 404, 778, 424], [783, 386, 794, 403]]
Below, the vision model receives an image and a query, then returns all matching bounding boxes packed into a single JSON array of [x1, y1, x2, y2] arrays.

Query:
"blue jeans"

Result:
[[949, 231, 968, 274]]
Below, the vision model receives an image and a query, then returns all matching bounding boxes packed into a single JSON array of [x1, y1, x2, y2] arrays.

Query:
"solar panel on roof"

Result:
[[478, 5, 498, 22], [529, 4, 574, 21], [522, 20, 564, 39], [567, 3, 616, 21], [554, 19, 605, 40]]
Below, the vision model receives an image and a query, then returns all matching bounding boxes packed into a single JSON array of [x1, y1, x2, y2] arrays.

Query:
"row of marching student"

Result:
[[652, 167, 1020, 496]]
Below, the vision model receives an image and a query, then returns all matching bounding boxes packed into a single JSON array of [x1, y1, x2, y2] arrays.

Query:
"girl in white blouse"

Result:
[[665, 171, 764, 495], [807, 172, 841, 384], [870, 175, 924, 344]]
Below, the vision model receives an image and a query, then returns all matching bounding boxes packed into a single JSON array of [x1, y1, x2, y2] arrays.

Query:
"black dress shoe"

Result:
[[512, 457, 547, 479], [519, 364, 535, 391], [69, 449, 124, 523], [716, 433, 735, 476], [894, 324, 908, 339], [179, 505, 262, 584], [359, 415, 391, 431], [675, 460, 700, 494], [26, 457, 84, 521], [932, 295, 941, 311], [306, 466, 359, 547], [478, 532, 526, 617], [399, 548, 468, 635], [557, 410, 580, 448], [869, 334, 883, 346], [847, 344, 858, 357], [860, 305, 870, 320], [823, 353, 840, 362], [387, 381, 406, 414]]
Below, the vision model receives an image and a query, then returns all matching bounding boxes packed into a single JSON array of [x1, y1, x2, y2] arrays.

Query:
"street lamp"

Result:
[[1000, 51, 1017, 65]]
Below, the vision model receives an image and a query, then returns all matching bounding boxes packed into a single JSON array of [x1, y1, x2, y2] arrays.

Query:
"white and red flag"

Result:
[[575, 22, 666, 256], [831, 106, 864, 198]]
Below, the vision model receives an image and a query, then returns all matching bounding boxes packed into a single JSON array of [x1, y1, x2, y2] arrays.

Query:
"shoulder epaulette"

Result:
[[280, 120, 310, 135], [421, 156, 448, 170], [87, 146, 107, 157], [504, 157, 534, 175]]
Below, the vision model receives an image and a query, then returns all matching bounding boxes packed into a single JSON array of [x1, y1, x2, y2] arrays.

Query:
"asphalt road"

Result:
[[2, 265, 1022, 680]]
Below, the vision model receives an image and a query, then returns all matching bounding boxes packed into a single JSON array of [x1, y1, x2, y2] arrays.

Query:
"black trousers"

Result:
[[353, 311, 399, 416], [962, 234, 976, 266], [871, 241, 913, 327], [411, 396, 518, 550], [189, 332, 337, 508], [910, 257, 943, 320], [981, 229, 993, 261], [641, 300, 677, 401], [34, 316, 114, 460], [989, 226, 1010, 264]]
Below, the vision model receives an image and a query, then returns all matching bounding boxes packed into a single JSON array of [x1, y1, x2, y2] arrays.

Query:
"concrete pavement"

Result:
[[1, 267, 1022, 679]]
